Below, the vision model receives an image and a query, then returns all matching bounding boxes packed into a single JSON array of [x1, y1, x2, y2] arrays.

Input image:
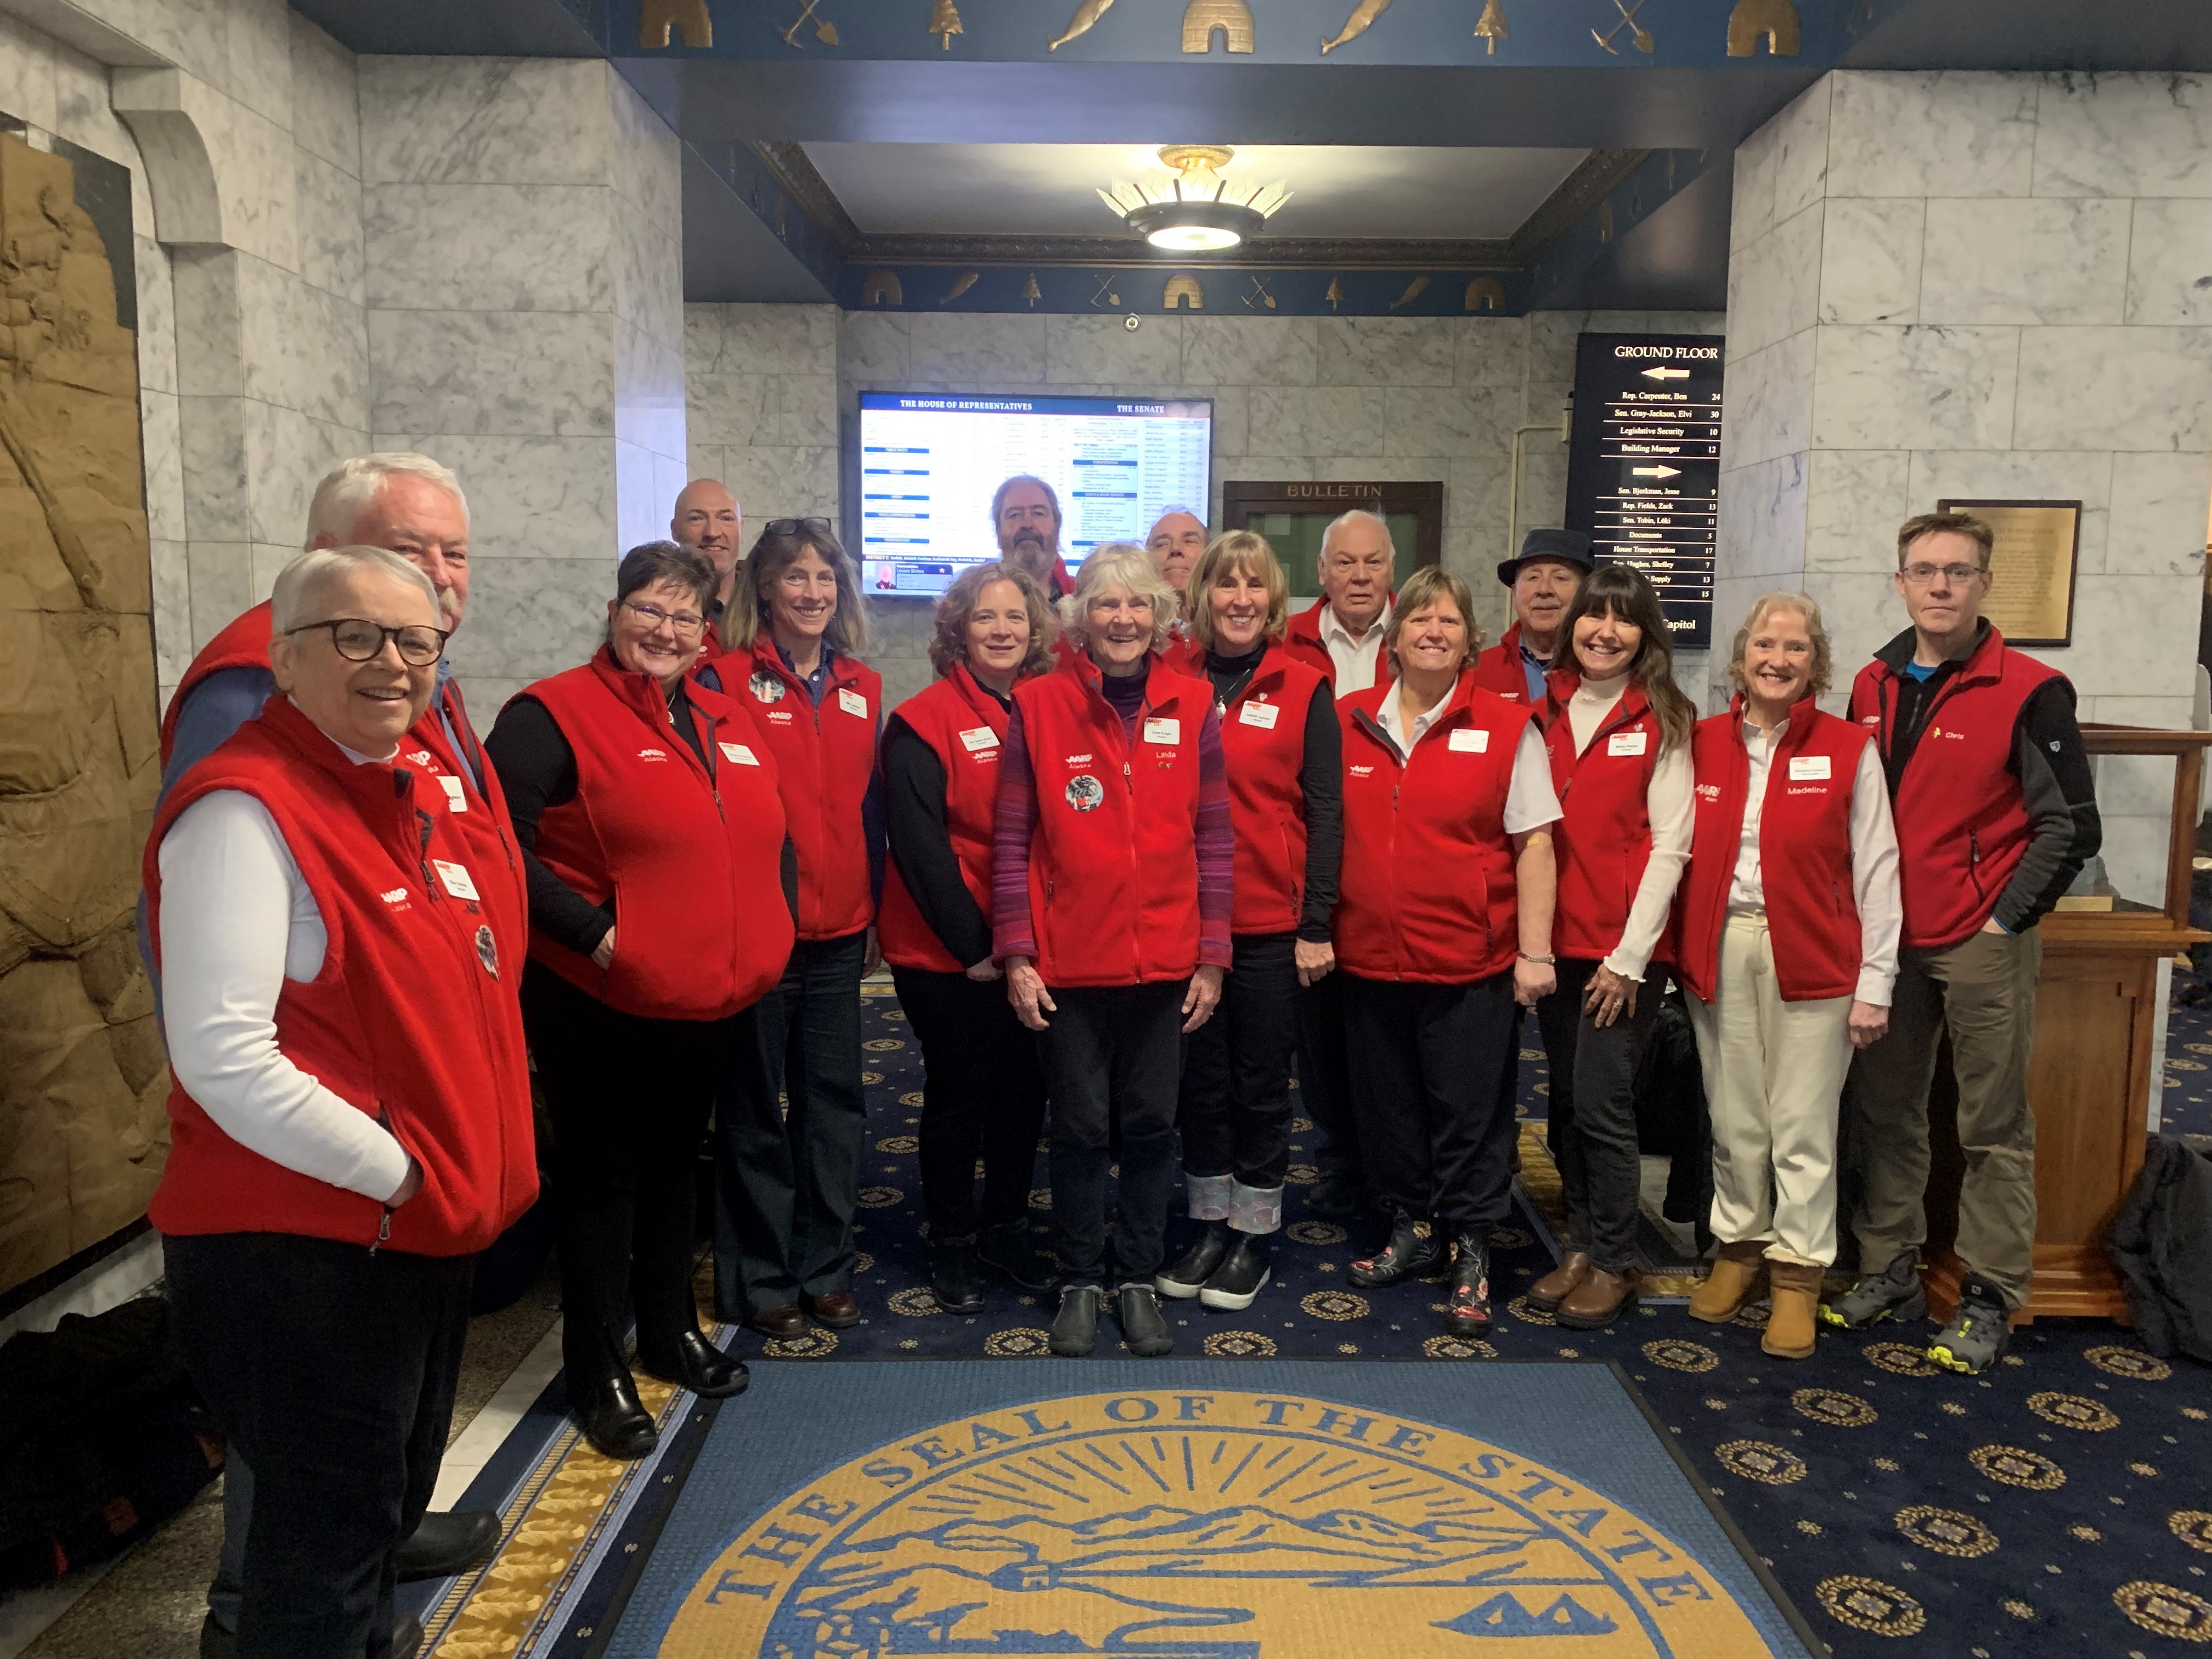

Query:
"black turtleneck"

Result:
[[882, 679, 1017, 970]]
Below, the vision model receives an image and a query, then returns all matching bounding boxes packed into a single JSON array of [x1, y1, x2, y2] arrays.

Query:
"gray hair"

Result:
[[1320, 506, 1395, 557], [304, 453, 469, 549], [270, 545, 441, 635], [1059, 543, 1180, 654]]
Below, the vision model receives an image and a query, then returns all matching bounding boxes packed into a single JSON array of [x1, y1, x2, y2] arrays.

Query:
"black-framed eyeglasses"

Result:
[[620, 600, 707, 636], [764, 517, 833, 536], [287, 618, 449, 666]]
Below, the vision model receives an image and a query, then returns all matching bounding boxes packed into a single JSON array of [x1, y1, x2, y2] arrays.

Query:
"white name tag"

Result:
[[1607, 730, 1649, 757], [1448, 728, 1489, 753], [1238, 701, 1280, 730], [1790, 754, 1832, 781], [437, 775, 467, 810], [958, 725, 999, 753], [431, 859, 480, 902], [719, 741, 759, 765], [838, 687, 868, 719], [1143, 717, 1181, 746]]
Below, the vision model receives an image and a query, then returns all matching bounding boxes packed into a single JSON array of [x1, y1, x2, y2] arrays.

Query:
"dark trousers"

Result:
[[891, 964, 1046, 1239], [1294, 966, 1365, 1192], [522, 964, 727, 1384], [166, 1232, 472, 1659], [1178, 933, 1297, 1193], [1534, 957, 1661, 1272], [713, 929, 867, 1314], [1038, 981, 1186, 1283], [1343, 971, 1519, 1235]]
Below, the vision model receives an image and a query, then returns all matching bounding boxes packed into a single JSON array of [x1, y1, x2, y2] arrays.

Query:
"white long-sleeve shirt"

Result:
[[1563, 677, 1693, 983], [1726, 716, 1903, 1006]]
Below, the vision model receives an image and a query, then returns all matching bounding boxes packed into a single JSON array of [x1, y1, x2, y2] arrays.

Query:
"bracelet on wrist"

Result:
[[1519, 952, 1556, 966]]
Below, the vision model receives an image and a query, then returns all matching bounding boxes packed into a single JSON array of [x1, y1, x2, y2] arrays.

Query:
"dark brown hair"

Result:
[[1896, 510, 1994, 570], [929, 561, 1052, 679], [1556, 562, 1695, 754], [722, 521, 869, 654]]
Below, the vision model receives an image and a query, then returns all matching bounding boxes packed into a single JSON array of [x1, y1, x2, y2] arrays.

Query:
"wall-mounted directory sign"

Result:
[[1564, 333, 1724, 651]]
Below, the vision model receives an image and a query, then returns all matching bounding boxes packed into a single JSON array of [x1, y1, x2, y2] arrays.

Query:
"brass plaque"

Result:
[[1937, 498, 2081, 647]]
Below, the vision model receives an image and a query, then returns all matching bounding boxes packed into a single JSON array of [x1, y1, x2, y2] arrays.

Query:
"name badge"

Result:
[[1448, 728, 1489, 753], [1608, 730, 1649, 757], [958, 725, 999, 753], [1238, 701, 1280, 730], [838, 687, 868, 719], [718, 742, 759, 765], [1143, 717, 1181, 746], [431, 859, 480, 902], [437, 775, 468, 811], [1789, 754, 1832, 781]]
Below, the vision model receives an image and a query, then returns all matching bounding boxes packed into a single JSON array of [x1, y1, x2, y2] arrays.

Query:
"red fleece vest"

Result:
[[1542, 670, 1662, 963], [1468, 623, 1539, 705], [1673, 697, 1870, 1004], [878, 664, 1015, 974], [1848, 627, 2064, 951], [519, 652, 794, 1019], [1282, 594, 1395, 689], [1336, 670, 1533, 984], [1011, 652, 1212, 988], [730, 637, 881, 941], [144, 697, 537, 1255], [1216, 646, 1328, 936]]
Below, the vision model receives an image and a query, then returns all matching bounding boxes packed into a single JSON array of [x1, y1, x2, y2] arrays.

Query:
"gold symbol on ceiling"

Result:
[[861, 270, 903, 306], [775, 196, 787, 236], [939, 271, 979, 304], [1183, 0, 1255, 52], [1726, 0, 1801, 55], [1465, 276, 1505, 312], [1388, 274, 1430, 311], [1325, 277, 1344, 310], [1322, 0, 1390, 53], [1474, 0, 1508, 53], [1593, 0, 1653, 55], [637, 0, 710, 48], [1164, 274, 1205, 309], [1598, 200, 1614, 241], [1048, 0, 1116, 50], [1087, 272, 1122, 308], [928, 0, 962, 48], [780, 0, 838, 47], [1242, 275, 1277, 311], [1023, 274, 1043, 308]]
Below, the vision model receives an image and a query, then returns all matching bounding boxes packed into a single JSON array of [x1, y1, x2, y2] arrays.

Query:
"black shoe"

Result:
[[1155, 1221, 1231, 1300], [1116, 1282, 1173, 1356], [1305, 1172, 1370, 1217], [978, 1223, 1056, 1291], [572, 1341, 658, 1460], [1346, 1210, 1442, 1288], [201, 1611, 423, 1658], [1199, 1233, 1271, 1311], [1049, 1284, 1102, 1356], [392, 1506, 501, 1582], [1446, 1232, 1493, 1335], [637, 1328, 751, 1399], [929, 1236, 987, 1314]]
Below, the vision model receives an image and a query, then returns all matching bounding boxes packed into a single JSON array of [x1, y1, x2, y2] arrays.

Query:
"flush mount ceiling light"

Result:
[[1096, 145, 1291, 251]]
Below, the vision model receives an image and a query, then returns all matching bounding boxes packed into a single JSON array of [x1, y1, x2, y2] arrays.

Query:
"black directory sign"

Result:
[[1564, 333, 1724, 651]]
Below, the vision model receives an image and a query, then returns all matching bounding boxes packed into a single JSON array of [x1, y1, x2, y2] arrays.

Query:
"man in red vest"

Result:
[[1283, 507, 1395, 695], [1469, 528, 1593, 704], [1822, 511, 2101, 1375], [992, 474, 1078, 599], [672, 477, 744, 643]]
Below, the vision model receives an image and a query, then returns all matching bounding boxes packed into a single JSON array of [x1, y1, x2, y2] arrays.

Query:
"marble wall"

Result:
[[1720, 71, 2212, 900]]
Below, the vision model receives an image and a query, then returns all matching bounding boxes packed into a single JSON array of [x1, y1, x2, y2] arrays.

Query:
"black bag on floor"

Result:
[[2107, 1136, 2212, 1363]]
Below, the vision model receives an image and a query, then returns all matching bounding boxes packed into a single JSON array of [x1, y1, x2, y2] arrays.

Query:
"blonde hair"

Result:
[[1186, 530, 1289, 650], [1726, 590, 1833, 702], [1383, 566, 1486, 673], [723, 521, 870, 656], [1059, 544, 1179, 654], [929, 562, 1052, 680]]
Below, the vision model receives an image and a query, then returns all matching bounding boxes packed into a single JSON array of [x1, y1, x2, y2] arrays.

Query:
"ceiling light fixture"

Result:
[[1097, 145, 1291, 252]]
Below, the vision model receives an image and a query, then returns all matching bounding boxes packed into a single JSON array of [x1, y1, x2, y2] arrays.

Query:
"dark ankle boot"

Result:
[[1347, 1210, 1442, 1288], [572, 1333, 657, 1460], [929, 1235, 986, 1313], [1199, 1232, 1271, 1311], [636, 1328, 749, 1399], [1156, 1221, 1231, 1299], [1446, 1231, 1493, 1334], [978, 1222, 1054, 1291]]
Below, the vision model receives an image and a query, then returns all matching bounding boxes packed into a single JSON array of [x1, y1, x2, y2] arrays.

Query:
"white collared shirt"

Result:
[[1318, 596, 1394, 695], [1374, 681, 1562, 836]]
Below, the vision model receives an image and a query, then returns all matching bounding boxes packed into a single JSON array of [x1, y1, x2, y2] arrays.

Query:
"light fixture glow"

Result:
[[1097, 145, 1290, 253]]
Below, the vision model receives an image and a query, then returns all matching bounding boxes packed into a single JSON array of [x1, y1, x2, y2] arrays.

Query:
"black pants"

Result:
[[713, 929, 867, 1314], [1294, 966, 1364, 1192], [1177, 934, 1296, 1205], [1534, 957, 1661, 1272], [166, 1232, 472, 1659], [892, 964, 1046, 1239], [1343, 971, 1519, 1235], [522, 964, 727, 1385], [1038, 981, 1185, 1283]]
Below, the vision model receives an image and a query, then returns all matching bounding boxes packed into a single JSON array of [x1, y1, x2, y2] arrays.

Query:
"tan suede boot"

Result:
[[1688, 1240, 1768, 1324], [1763, 1261, 1824, 1359]]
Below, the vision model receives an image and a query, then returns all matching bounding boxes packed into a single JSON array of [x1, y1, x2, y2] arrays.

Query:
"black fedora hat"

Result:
[[1497, 527, 1596, 587]]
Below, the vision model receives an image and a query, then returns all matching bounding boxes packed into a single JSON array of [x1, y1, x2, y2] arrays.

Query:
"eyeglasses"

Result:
[[289, 618, 449, 665], [765, 517, 833, 536], [620, 600, 707, 636], [1899, 562, 1986, 586]]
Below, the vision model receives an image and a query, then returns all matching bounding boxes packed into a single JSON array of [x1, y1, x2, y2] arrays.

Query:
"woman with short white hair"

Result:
[[992, 544, 1231, 1358]]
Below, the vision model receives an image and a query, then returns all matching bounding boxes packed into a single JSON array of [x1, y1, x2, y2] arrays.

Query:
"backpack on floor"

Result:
[[2107, 1136, 2212, 1364]]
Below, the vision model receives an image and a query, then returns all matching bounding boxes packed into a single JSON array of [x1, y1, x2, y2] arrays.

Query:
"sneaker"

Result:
[[1446, 1232, 1492, 1335], [1048, 1284, 1102, 1356], [1347, 1210, 1443, 1288], [1818, 1250, 1927, 1330], [1927, 1276, 2012, 1375], [1116, 1282, 1173, 1356], [1156, 1222, 1231, 1300], [1198, 1233, 1271, 1311], [978, 1223, 1054, 1292], [928, 1236, 985, 1314]]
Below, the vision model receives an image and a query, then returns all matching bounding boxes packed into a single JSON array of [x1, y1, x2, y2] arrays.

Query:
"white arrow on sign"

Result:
[[1631, 464, 1681, 478], [1640, 366, 1690, 380]]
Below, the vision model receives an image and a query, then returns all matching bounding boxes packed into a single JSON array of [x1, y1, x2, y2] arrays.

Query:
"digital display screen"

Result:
[[857, 392, 1212, 597]]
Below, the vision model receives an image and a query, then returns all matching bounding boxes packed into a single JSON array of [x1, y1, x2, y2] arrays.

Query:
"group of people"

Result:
[[139, 450, 2099, 1659]]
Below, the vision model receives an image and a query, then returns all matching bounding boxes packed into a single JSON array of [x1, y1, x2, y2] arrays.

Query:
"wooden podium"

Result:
[[1922, 725, 2212, 1324]]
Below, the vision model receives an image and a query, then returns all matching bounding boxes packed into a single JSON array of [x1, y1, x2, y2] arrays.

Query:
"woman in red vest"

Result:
[[1523, 565, 1697, 1331], [1155, 532, 1340, 1313], [148, 546, 537, 1658], [709, 521, 884, 1336], [881, 562, 1055, 1313], [993, 544, 1232, 1359], [484, 544, 793, 1457], [1336, 567, 1562, 1338], [1673, 591, 1899, 1359]]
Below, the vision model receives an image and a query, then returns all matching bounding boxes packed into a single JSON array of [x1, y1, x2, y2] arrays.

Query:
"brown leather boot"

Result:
[[1688, 1240, 1769, 1324], [1763, 1261, 1823, 1359], [1557, 1264, 1640, 1330], [1527, 1250, 1592, 1313]]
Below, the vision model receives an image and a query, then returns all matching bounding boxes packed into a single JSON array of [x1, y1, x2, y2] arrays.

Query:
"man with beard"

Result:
[[1146, 508, 1207, 597], [992, 475, 1076, 599]]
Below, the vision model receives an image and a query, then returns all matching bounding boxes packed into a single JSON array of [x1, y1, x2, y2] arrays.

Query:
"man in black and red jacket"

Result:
[[1821, 511, 2100, 1374]]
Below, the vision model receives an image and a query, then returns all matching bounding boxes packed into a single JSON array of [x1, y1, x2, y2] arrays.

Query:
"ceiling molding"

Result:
[[1504, 148, 1649, 264]]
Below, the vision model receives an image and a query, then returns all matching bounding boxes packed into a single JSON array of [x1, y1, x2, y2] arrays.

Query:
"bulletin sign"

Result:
[[1934, 499, 2081, 647], [1564, 333, 1724, 650]]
